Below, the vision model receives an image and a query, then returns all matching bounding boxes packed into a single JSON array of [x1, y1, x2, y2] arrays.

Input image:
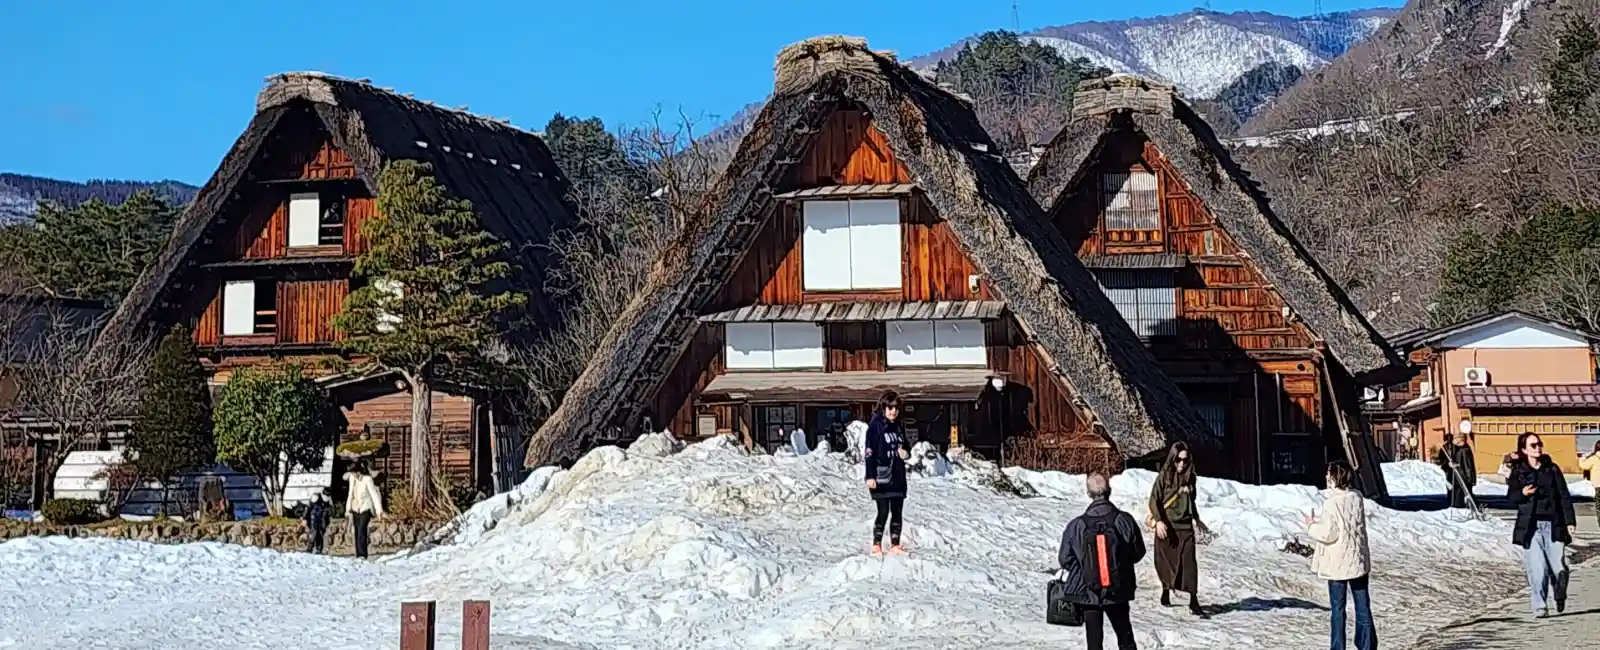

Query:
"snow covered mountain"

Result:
[[0, 173, 199, 224], [908, 8, 1399, 98]]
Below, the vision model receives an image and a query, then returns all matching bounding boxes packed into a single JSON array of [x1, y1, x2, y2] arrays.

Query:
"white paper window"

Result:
[[801, 199, 902, 291], [1102, 171, 1160, 230], [373, 278, 403, 333], [287, 193, 321, 248], [933, 319, 987, 366], [222, 281, 256, 336], [886, 320, 937, 366], [724, 322, 823, 370], [1095, 270, 1177, 339]]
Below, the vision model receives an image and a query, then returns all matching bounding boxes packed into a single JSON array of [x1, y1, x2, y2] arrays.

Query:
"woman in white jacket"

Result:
[[1303, 460, 1375, 650], [343, 463, 385, 559]]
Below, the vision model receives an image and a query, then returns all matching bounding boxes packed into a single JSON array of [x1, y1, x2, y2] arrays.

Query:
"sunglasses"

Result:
[[1176, 457, 1189, 464], [1528, 441, 1545, 449]]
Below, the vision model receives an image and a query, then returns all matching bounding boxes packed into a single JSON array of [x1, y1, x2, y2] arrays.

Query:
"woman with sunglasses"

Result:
[[1148, 440, 1206, 617], [1507, 431, 1577, 617]]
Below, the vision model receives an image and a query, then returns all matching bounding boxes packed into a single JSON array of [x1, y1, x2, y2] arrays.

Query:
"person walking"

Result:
[[343, 463, 386, 559], [1148, 441, 1206, 617], [1578, 440, 1600, 527], [1507, 431, 1577, 617], [864, 390, 909, 557], [301, 491, 331, 554], [1435, 430, 1477, 509], [1303, 461, 1375, 650], [1059, 472, 1145, 650]]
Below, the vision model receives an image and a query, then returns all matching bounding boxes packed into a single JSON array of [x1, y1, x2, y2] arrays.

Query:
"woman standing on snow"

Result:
[[1148, 441, 1206, 617], [864, 390, 909, 557], [343, 462, 385, 559], [1508, 431, 1576, 617], [1304, 460, 1375, 650]]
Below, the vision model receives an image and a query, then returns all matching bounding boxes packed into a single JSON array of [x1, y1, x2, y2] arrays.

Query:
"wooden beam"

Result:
[[461, 601, 490, 650], [399, 601, 436, 650]]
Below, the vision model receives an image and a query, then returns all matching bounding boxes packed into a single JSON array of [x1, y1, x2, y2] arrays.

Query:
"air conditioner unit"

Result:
[[1464, 367, 1489, 387]]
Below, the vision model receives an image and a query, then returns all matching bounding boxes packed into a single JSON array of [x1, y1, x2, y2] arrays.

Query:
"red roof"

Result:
[[1455, 384, 1600, 409]]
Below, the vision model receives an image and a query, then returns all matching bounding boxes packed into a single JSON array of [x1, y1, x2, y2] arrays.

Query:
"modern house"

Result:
[[1025, 75, 1404, 492], [1378, 310, 1600, 471], [97, 72, 579, 495], [524, 36, 1213, 471]]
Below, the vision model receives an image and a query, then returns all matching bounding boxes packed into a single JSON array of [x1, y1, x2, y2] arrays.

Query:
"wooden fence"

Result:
[[400, 600, 489, 650]]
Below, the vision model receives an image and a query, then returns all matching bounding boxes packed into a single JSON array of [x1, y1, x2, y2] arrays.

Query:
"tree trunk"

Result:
[[406, 370, 435, 511]]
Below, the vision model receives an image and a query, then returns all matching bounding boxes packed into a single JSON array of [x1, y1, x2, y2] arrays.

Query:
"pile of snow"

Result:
[[0, 435, 1526, 650], [1383, 460, 1596, 499]]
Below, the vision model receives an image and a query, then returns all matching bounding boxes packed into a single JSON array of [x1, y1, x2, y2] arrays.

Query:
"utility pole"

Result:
[[1314, 0, 1323, 17], [1011, 0, 1020, 32]]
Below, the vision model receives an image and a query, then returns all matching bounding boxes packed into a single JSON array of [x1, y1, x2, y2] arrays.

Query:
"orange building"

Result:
[[1379, 311, 1600, 472]]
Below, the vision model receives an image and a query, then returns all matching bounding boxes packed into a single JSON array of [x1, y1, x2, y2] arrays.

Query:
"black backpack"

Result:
[[1079, 510, 1127, 600]]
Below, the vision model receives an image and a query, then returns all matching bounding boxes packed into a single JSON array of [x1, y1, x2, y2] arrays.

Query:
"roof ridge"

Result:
[[258, 71, 532, 135]]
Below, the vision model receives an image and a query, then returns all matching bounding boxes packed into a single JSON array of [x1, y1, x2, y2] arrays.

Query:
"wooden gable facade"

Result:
[[100, 73, 580, 495], [525, 36, 1212, 471], [1027, 76, 1402, 491], [647, 109, 1094, 462]]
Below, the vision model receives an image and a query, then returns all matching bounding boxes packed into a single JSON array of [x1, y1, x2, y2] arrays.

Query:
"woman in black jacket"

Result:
[[864, 390, 909, 557], [1506, 431, 1577, 617]]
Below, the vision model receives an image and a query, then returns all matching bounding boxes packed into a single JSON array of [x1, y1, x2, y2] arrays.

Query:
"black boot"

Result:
[[1160, 589, 1171, 607], [1557, 568, 1570, 613], [1190, 595, 1208, 618]]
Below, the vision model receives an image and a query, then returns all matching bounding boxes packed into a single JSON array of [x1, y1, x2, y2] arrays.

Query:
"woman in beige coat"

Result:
[[1303, 461, 1374, 650], [343, 463, 385, 559]]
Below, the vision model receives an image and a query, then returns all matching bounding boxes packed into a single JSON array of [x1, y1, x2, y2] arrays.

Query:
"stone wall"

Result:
[[0, 518, 440, 556]]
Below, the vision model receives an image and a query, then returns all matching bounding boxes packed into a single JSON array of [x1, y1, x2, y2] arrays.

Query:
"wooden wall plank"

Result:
[[825, 323, 886, 371], [345, 196, 376, 256]]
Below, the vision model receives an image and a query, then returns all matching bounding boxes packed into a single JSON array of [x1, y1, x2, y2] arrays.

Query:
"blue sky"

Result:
[[1, 0, 1395, 184]]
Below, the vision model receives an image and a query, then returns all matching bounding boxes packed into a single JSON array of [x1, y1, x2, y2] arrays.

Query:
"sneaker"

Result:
[[870, 544, 884, 557], [1535, 609, 1548, 619], [888, 545, 907, 556]]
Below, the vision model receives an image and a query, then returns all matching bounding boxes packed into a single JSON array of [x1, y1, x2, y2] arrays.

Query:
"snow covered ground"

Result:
[[0, 437, 1526, 650], [1383, 459, 1597, 499]]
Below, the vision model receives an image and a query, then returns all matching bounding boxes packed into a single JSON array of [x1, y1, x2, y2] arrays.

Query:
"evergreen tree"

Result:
[[1214, 62, 1303, 123], [127, 324, 215, 514], [332, 160, 523, 510], [0, 190, 177, 302], [213, 365, 331, 518], [543, 114, 643, 190], [1545, 16, 1600, 121], [1434, 203, 1600, 324], [934, 31, 1111, 150]]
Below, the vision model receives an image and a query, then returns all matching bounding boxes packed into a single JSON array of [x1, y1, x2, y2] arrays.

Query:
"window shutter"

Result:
[[846, 199, 902, 289], [288, 193, 321, 247], [933, 319, 987, 366], [222, 281, 256, 336], [886, 320, 936, 366], [771, 322, 824, 368], [725, 323, 777, 369], [802, 201, 852, 290]]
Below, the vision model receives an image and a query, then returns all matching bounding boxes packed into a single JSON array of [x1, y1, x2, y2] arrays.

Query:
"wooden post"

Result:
[[399, 601, 436, 650], [462, 600, 490, 650]]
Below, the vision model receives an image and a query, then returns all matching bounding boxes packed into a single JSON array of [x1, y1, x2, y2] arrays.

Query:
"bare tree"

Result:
[[12, 308, 148, 501], [511, 110, 722, 425], [1528, 248, 1600, 332]]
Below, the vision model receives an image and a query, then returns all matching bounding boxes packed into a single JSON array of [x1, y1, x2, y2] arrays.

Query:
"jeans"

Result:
[[1328, 574, 1375, 650], [872, 497, 904, 546], [1080, 602, 1136, 650], [352, 511, 373, 559], [1524, 520, 1567, 613]]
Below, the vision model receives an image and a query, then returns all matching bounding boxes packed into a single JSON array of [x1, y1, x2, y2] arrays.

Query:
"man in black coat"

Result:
[[1059, 473, 1147, 650], [1436, 431, 1477, 509]]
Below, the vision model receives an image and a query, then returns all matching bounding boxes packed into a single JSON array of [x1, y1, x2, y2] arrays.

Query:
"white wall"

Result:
[[52, 448, 335, 518]]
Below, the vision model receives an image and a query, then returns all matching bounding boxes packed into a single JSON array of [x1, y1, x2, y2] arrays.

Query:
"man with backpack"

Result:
[[1058, 472, 1146, 650]]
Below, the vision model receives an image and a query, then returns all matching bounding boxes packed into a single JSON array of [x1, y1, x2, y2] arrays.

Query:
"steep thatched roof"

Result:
[[1027, 74, 1402, 379], [524, 36, 1212, 468], [99, 72, 578, 345]]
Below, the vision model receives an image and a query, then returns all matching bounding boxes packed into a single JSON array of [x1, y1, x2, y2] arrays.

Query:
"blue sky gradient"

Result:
[[1, 0, 1397, 184]]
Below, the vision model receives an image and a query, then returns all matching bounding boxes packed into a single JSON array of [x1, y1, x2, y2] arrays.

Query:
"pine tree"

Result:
[[1545, 16, 1600, 121], [0, 189, 177, 302], [543, 114, 643, 191], [127, 324, 215, 514], [333, 160, 524, 510]]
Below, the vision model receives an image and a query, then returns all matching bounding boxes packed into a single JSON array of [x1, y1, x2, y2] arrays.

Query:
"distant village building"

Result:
[[1025, 74, 1405, 493], [524, 36, 1214, 472], [97, 72, 579, 495], [1374, 311, 1600, 473]]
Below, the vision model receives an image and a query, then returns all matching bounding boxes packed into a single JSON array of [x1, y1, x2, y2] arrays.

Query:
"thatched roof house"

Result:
[[1027, 74, 1401, 380], [99, 71, 578, 346], [525, 36, 1212, 469]]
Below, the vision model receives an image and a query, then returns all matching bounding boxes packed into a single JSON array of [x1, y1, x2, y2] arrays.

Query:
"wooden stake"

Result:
[[399, 601, 436, 650], [462, 600, 490, 650]]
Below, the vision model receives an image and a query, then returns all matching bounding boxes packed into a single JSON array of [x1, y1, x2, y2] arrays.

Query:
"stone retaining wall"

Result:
[[0, 518, 441, 555]]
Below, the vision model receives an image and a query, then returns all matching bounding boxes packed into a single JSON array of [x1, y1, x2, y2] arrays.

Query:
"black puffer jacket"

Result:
[[1507, 455, 1577, 548], [1057, 499, 1146, 606]]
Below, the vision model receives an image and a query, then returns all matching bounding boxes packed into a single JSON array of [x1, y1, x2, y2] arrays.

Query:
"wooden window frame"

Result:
[[800, 198, 904, 293], [1094, 270, 1178, 340], [1100, 168, 1163, 248]]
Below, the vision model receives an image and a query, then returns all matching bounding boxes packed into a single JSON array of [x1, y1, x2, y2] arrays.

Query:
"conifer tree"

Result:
[[128, 324, 215, 514], [333, 160, 523, 510]]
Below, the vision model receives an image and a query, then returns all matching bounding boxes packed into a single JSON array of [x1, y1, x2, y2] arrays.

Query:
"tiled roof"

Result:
[[1455, 384, 1600, 409]]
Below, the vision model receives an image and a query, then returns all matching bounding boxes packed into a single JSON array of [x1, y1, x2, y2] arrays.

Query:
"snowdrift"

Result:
[[0, 434, 1525, 650], [1383, 459, 1597, 499]]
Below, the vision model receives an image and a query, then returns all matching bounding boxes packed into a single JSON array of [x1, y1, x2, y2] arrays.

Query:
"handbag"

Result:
[[1046, 576, 1082, 626]]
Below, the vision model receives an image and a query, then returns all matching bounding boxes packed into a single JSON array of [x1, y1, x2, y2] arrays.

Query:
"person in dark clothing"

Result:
[[301, 491, 331, 554], [864, 390, 909, 557], [1148, 441, 1205, 617], [1435, 431, 1477, 509], [1506, 432, 1577, 617], [1059, 472, 1146, 650]]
